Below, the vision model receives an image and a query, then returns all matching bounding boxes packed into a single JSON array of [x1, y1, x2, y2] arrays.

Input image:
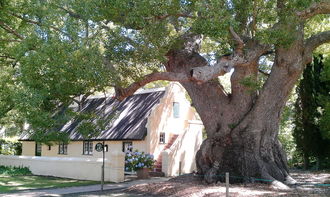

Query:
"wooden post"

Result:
[[179, 161, 182, 175], [226, 172, 229, 197], [101, 141, 105, 191]]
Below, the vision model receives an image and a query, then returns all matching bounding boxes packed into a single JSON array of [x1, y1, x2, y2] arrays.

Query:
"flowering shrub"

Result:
[[125, 150, 155, 171]]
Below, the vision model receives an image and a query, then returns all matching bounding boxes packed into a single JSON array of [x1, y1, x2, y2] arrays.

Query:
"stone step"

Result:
[[152, 134, 180, 174], [154, 168, 162, 172], [154, 165, 162, 169], [149, 171, 165, 177]]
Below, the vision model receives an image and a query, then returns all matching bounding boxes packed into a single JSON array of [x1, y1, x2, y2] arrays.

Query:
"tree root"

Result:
[[284, 175, 297, 185], [271, 180, 291, 190]]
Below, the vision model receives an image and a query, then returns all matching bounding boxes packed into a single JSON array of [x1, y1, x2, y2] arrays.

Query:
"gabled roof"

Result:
[[20, 90, 165, 141]]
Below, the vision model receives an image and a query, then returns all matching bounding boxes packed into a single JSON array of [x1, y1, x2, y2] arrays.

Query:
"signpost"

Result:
[[95, 142, 105, 191]]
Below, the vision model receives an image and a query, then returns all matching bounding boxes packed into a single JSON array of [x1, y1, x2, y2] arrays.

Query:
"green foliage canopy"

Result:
[[0, 0, 329, 142]]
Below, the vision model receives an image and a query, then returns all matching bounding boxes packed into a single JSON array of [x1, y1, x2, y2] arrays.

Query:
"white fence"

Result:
[[0, 152, 125, 182]]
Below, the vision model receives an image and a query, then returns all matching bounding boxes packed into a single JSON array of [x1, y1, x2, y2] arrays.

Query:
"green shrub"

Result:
[[0, 140, 22, 155], [0, 166, 32, 176]]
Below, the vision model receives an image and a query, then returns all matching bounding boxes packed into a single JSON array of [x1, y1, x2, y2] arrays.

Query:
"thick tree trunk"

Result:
[[195, 112, 290, 184], [163, 36, 305, 187], [191, 65, 302, 186], [190, 71, 299, 186], [303, 153, 310, 170]]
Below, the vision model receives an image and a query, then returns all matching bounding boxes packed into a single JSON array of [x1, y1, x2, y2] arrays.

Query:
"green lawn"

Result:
[[0, 166, 99, 193], [0, 175, 99, 193]]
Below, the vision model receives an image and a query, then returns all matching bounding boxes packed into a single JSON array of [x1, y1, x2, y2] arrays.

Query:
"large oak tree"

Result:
[[1, 0, 330, 187]]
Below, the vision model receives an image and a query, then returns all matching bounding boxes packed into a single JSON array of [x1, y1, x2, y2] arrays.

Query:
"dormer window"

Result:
[[173, 102, 180, 118]]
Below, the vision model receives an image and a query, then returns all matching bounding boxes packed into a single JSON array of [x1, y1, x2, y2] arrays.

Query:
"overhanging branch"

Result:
[[191, 42, 271, 83], [296, 1, 330, 20], [9, 12, 70, 37], [304, 31, 330, 63], [191, 60, 235, 83], [115, 72, 190, 100], [0, 21, 24, 40], [190, 27, 248, 83]]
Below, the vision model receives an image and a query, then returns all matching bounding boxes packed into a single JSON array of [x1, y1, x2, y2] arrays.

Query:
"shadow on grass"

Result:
[[0, 175, 99, 193]]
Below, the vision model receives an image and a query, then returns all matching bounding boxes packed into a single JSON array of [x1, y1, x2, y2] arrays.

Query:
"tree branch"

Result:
[[191, 39, 271, 83], [56, 6, 84, 20], [9, 12, 69, 37], [0, 39, 21, 42], [100, 23, 139, 48], [0, 55, 16, 60], [115, 72, 190, 100], [296, 1, 330, 20], [191, 50, 253, 83], [0, 21, 24, 40], [229, 26, 244, 55], [150, 13, 196, 20], [191, 61, 233, 83], [304, 31, 330, 63]]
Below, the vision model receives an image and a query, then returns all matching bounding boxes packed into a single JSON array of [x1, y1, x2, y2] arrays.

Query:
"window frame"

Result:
[[83, 141, 93, 155], [122, 141, 133, 152], [58, 142, 68, 155], [173, 102, 180, 118], [159, 132, 166, 144]]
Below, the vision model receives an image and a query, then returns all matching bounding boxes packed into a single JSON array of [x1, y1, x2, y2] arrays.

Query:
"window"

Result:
[[83, 141, 93, 155], [122, 142, 132, 152], [58, 142, 67, 155], [159, 132, 165, 144], [173, 102, 180, 118], [104, 145, 109, 152], [35, 143, 42, 156]]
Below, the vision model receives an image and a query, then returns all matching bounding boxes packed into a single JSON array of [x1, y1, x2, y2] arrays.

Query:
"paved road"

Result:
[[0, 177, 169, 197]]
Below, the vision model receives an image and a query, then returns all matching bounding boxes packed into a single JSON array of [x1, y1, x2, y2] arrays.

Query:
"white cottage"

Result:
[[11, 83, 203, 181]]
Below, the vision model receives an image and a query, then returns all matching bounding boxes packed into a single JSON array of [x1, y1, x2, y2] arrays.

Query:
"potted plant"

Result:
[[125, 150, 155, 179]]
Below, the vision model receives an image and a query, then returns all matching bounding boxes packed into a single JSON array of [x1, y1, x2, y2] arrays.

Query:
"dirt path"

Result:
[[124, 170, 330, 197]]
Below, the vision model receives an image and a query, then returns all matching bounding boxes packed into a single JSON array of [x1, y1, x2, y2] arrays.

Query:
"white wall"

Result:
[[22, 141, 35, 156], [162, 120, 203, 176], [0, 152, 125, 182], [22, 140, 147, 158], [147, 83, 199, 161]]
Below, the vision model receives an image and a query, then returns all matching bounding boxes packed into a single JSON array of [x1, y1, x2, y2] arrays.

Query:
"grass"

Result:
[[0, 166, 99, 193]]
